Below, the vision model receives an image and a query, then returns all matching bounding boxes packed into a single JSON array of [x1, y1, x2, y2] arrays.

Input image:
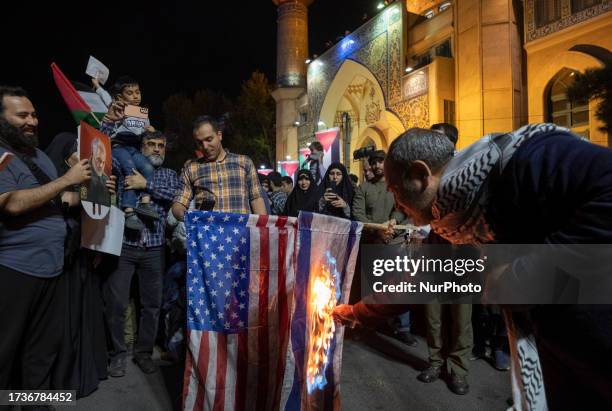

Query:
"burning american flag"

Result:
[[182, 211, 362, 411]]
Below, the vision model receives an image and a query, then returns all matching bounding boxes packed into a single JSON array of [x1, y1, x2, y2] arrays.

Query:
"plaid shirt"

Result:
[[113, 158, 179, 247], [174, 152, 263, 214]]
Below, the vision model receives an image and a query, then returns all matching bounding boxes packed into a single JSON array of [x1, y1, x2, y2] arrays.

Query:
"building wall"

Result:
[[454, 0, 525, 148], [524, 2, 612, 146]]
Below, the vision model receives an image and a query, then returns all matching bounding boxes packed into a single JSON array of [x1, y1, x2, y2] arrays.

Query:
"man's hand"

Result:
[[378, 219, 397, 244], [145, 125, 156, 132], [91, 77, 100, 90], [332, 304, 360, 328], [106, 175, 117, 194], [125, 169, 147, 190], [62, 159, 91, 186]]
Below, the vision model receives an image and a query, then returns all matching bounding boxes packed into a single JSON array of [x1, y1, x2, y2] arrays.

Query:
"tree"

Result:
[[567, 61, 612, 137], [161, 90, 233, 171], [160, 72, 276, 171], [231, 71, 276, 168]]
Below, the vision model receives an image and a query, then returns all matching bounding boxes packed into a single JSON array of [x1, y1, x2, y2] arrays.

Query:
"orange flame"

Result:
[[306, 264, 336, 393]]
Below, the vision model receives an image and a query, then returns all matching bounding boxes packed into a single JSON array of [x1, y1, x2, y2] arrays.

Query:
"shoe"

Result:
[[470, 346, 486, 361], [125, 212, 145, 231], [109, 357, 127, 378], [133, 355, 157, 374], [493, 349, 510, 371], [135, 203, 160, 220], [448, 372, 469, 395], [394, 330, 418, 347], [417, 366, 441, 383]]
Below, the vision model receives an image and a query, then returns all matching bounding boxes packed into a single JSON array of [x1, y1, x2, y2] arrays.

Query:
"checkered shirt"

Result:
[[114, 158, 179, 247], [173, 152, 263, 214]]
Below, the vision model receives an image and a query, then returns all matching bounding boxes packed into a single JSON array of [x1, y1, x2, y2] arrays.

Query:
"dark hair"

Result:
[[267, 171, 283, 188], [310, 141, 323, 152], [192, 115, 220, 134], [430, 123, 458, 147], [110, 76, 139, 97], [0, 86, 29, 114], [281, 176, 293, 185], [387, 128, 454, 173], [141, 130, 166, 142], [349, 174, 359, 184]]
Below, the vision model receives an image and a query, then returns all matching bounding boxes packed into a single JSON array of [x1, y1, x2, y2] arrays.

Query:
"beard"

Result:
[[147, 154, 164, 167], [0, 118, 38, 154]]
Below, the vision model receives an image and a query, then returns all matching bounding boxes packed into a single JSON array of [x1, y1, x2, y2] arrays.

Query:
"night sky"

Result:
[[1, 0, 379, 147]]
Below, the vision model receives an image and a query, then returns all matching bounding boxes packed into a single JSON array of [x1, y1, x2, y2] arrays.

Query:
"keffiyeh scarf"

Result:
[[430, 123, 571, 244]]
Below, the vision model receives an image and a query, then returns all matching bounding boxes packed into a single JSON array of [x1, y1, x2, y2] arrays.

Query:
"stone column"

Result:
[[275, 0, 311, 87], [272, 0, 313, 162], [454, 0, 525, 146]]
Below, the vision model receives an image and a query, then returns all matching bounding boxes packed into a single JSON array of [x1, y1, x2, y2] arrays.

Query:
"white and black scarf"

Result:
[[430, 123, 571, 245]]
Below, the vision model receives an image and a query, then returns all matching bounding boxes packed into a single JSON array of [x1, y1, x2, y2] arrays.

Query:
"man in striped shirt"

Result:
[[171, 116, 267, 220]]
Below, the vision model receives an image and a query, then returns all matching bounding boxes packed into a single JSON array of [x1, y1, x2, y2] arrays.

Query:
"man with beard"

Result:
[[105, 130, 179, 377], [334, 125, 612, 409], [84, 137, 111, 206], [0, 86, 92, 392]]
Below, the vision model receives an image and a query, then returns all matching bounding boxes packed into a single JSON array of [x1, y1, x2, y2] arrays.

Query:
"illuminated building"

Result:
[[273, 0, 612, 178]]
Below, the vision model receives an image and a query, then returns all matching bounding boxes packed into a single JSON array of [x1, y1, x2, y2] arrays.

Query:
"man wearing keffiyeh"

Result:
[[334, 123, 612, 410]]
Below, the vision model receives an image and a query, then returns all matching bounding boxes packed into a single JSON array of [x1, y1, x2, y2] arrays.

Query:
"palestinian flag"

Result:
[[51, 62, 107, 128]]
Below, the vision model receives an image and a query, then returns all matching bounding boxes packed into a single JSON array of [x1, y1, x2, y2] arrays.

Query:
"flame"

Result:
[[306, 252, 340, 394]]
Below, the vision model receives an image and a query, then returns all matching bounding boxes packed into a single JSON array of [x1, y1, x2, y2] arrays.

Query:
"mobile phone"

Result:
[[124, 105, 149, 119], [0, 152, 14, 172]]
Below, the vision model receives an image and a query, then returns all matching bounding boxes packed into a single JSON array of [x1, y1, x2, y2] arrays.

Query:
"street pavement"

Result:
[[60, 332, 511, 411]]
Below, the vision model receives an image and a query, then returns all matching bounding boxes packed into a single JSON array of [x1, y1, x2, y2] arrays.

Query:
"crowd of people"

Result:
[[0, 71, 611, 411]]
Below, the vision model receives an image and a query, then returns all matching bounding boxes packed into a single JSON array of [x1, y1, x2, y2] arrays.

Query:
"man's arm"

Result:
[[352, 185, 370, 223], [0, 159, 91, 216], [245, 157, 267, 215], [251, 197, 267, 215], [126, 169, 179, 203], [171, 165, 194, 221], [146, 169, 179, 203]]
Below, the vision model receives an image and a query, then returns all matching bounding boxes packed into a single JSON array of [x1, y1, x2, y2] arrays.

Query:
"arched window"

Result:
[[547, 69, 589, 133]]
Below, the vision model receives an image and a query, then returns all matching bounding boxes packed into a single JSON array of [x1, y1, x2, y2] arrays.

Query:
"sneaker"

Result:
[[108, 357, 127, 378], [125, 212, 145, 231], [133, 355, 157, 374], [448, 372, 469, 395], [394, 330, 418, 347], [135, 203, 160, 220], [417, 366, 441, 383], [493, 349, 510, 371]]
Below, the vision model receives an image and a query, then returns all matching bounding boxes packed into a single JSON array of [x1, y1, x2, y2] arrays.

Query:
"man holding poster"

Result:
[[0, 86, 92, 392]]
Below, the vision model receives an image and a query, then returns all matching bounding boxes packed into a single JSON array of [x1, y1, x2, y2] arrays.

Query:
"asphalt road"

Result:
[[58, 331, 511, 411]]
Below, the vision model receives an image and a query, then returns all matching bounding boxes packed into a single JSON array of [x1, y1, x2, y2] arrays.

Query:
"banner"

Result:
[[315, 128, 341, 178]]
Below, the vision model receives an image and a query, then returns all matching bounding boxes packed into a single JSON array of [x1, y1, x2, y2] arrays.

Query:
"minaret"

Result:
[[271, 0, 313, 166]]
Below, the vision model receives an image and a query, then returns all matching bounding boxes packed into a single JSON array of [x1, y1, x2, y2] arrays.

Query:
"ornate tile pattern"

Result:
[[525, 0, 611, 42], [303, 3, 404, 144], [390, 95, 430, 129]]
